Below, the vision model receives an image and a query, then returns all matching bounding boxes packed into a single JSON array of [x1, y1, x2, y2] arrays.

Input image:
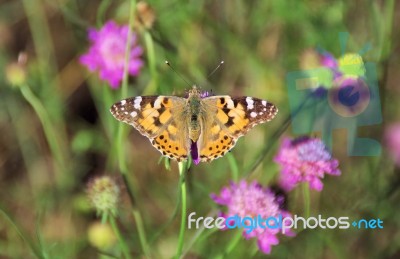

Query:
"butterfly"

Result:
[[110, 86, 278, 164]]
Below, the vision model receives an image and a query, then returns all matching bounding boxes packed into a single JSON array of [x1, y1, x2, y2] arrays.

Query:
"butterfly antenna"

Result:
[[207, 60, 224, 79], [165, 61, 192, 87]]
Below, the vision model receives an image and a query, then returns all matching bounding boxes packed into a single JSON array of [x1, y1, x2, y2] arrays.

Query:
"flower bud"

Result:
[[87, 221, 116, 249], [87, 176, 120, 217], [137, 1, 156, 29]]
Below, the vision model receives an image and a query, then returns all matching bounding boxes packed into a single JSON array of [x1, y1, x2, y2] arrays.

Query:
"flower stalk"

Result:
[[176, 161, 188, 258], [19, 84, 67, 184], [109, 215, 132, 259]]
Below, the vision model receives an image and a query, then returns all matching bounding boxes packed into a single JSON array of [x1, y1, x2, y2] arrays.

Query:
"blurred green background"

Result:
[[0, 0, 399, 258]]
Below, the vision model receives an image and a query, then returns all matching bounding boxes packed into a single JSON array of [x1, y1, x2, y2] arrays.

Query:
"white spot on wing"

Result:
[[226, 98, 235, 109], [250, 112, 257, 118], [153, 98, 162, 109], [121, 100, 126, 105], [130, 111, 137, 117], [246, 97, 254, 110], [134, 97, 142, 110], [262, 100, 267, 106]]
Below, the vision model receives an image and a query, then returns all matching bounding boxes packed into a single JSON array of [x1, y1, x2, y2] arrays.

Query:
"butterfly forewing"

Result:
[[110, 96, 190, 161], [198, 96, 278, 162]]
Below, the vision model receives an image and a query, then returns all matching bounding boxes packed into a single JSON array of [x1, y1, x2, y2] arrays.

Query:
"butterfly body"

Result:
[[187, 87, 205, 142], [110, 86, 278, 164]]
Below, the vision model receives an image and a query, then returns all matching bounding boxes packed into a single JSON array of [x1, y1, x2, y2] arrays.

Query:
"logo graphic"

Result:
[[188, 212, 384, 234], [286, 32, 382, 156]]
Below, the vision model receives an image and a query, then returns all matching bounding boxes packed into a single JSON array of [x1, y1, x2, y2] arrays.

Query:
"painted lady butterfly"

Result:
[[110, 86, 278, 164]]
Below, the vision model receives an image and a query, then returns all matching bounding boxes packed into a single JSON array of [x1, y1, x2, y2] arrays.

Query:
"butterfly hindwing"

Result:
[[150, 128, 189, 162], [198, 96, 278, 162], [198, 129, 236, 162], [110, 96, 190, 161]]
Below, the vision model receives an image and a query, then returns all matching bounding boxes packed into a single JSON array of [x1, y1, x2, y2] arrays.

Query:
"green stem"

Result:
[[21, 0, 67, 146], [121, 0, 136, 97], [109, 216, 132, 259], [45, 0, 89, 28], [0, 204, 45, 259], [113, 1, 150, 258], [132, 209, 151, 258], [21, 0, 69, 188], [6, 98, 38, 197], [117, 0, 136, 174], [302, 183, 310, 218], [175, 162, 187, 258], [244, 111, 291, 177], [143, 30, 158, 95], [227, 153, 239, 181], [371, 0, 394, 60], [19, 84, 66, 182], [96, 0, 112, 27], [224, 230, 242, 256], [148, 180, 182, 245], [182, 211, 219, 257], [94, 82, 117, 169], [21, 0, 57, 88], [182, 228, 213, 257], [382, 0, 394, 59]]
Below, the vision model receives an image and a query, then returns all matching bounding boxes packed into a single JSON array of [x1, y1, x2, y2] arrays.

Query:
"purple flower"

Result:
[[274, 137, 341, 192], [211, 180, 294, 254], [80, 21, 143, 88], [384, 123, 400, 167]]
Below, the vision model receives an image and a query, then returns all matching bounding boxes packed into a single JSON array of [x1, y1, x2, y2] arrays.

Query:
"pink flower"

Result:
[[384, 123, 400, 167], [80, 21, 143, 88], [211, 180, 294, 254], [274, 137, 341, 192]]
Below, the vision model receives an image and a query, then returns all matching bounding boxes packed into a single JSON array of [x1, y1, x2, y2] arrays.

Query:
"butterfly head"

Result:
[[187, 85, 211, 99], [188, 85, 201, 98]]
